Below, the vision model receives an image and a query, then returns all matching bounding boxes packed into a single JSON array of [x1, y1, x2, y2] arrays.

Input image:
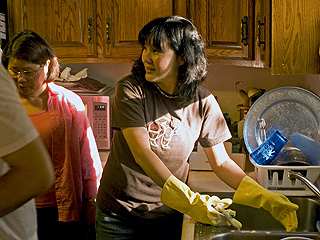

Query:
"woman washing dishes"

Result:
[[96, 16, 298, 240], [2, 30, 103, 240]]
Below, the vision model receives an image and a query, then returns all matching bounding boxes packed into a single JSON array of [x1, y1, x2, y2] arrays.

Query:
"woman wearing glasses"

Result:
[[1, 30, 103, 240]]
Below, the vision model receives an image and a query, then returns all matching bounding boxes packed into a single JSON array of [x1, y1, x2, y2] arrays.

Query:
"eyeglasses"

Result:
[[8, 64, 44, 78]]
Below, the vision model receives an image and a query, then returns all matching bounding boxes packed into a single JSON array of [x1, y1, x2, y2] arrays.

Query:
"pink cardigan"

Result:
[[47, 82, 102, 222]]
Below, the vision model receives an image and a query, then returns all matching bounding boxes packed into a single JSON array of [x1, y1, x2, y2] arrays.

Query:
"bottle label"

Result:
[[250, 130, 287, 165]]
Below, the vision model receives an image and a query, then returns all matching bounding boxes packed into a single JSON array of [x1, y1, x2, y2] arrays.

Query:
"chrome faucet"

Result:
[[288, 171, 320, 199]]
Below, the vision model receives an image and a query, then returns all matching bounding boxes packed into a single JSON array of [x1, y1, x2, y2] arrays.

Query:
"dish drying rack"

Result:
[[251, 160, 320, 196]]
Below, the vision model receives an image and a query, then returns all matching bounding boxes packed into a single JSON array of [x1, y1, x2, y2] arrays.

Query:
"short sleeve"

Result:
[[111, 76, 147, 129], [198, 92, 231, 147]]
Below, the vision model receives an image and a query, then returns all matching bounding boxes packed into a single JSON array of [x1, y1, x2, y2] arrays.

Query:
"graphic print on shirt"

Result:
[[148, 116, 186, 149]]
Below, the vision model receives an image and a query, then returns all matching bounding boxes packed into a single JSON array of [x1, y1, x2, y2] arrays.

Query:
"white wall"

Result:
[[202, 64, 305, 122], [305, 74, 320, 95], [61, 62, 307, 123], [60, 62, 132, 86]]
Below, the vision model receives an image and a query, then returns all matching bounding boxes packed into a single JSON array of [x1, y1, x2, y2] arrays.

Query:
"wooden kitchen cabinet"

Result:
[[8, 0, 253, 63], [97, 0, 187, 61], [188, 0, 254, 62], [270, 0, 320, 75], [7, 0, 187, 63], [7, 0, 97, 60], [7, 0, 320, 74], [188, 0, 320, 74], [253, 0, 320, 74], [254, 0, 271, 68]]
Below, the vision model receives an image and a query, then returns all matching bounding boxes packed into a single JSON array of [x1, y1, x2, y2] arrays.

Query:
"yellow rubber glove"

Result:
[[161, 175, 242, 229], [233, 176, 299, 232]]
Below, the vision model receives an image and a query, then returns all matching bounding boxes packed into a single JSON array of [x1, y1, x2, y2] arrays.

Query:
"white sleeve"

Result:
[[0, 64, 39, 157]]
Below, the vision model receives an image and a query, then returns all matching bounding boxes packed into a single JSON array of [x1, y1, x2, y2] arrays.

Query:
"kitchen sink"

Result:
[[211, 232, 320, 240], [193, 192, 320, 240]]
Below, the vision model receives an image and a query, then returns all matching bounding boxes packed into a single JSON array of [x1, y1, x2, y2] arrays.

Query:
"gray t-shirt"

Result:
[[97, 74, 231, 222]]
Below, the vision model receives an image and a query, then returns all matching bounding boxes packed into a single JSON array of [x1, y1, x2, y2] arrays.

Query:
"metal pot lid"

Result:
[[244, 87, 320, 154], [271, 147, 312, 166]]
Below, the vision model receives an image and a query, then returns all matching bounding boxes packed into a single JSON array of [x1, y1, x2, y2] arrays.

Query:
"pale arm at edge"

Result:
[[0, 137, 55, 217]]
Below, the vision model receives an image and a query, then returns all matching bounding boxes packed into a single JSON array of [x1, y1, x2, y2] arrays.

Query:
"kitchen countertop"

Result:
[[187, 171, 236, 193]]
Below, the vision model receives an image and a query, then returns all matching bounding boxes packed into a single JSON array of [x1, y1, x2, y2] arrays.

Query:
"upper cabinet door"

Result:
[[7, 0, 96, 59], [189, 0, 254, 61], [99, 0, 187, 61], [254, 0, 270, 68], [271, 0, 320, 74]]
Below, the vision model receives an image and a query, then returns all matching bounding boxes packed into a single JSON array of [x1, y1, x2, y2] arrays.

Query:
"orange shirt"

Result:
[[29, 109, 57, 208]]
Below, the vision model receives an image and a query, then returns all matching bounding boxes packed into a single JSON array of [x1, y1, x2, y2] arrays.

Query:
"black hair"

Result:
[[132, 16, 207, 105], [1, 30, 60, 83]]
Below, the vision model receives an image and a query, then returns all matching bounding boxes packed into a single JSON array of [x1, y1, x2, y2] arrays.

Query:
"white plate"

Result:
[[244, 87, 320, 154]]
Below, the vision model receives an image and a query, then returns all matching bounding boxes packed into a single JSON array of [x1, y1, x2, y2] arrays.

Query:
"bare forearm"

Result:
[[203, 143, 246, 190], [122, 127, 172, 187], [210, 160, 246, 189], [134, 149, 172, 187]]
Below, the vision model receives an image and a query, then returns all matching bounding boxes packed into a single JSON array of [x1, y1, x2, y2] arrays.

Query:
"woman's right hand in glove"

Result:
[[161, 175, 242, 229]]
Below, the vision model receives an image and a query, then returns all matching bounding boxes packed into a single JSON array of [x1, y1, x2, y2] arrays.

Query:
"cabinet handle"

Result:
[[257, 17, 266, 51], [88, 18, 93, 44], [106, 17, 111, 45], [241, 16, 248, 46]]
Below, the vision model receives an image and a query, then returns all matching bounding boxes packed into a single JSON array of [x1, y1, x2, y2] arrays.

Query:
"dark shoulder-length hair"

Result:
[[132, 16, 207, 104], [1, 30, 60, 83]]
